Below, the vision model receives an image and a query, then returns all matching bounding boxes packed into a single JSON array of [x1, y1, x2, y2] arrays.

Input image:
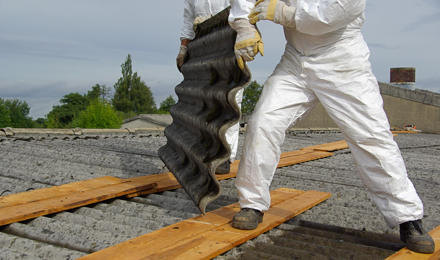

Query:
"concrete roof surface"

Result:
[[0, 129, 439, 259]]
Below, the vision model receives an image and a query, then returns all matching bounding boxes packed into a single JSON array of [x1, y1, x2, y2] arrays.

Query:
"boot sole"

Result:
[[231, 216, 263, 230], [231, 221, 259, 230], [407, 243, 435, 254], [215, 167, 230, 174]]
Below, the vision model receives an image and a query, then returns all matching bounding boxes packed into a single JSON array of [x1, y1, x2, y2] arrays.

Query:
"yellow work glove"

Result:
[[176, 45, 188, 72], [249, 0, 296, 28], [229, 18, 264, 71]]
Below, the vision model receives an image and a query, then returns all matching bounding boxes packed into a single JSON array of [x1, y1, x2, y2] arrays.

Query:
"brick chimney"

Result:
[[390, 67, 415, 90]]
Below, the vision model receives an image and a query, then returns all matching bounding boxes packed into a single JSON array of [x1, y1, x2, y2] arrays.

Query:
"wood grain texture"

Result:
[[0, 179, 155, 226], [0, 176, 122, 208], [385, 226, 440, 260], [79, 188, 330, 260], [0, 139, 347, 226]]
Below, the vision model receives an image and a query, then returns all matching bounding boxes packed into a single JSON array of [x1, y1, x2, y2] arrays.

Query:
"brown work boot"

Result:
[[231, 208, 264, 230], [400, 219, 435, 254], [215, 161, 230, 174]]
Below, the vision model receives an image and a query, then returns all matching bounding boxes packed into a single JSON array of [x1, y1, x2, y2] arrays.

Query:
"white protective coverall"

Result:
[[181, 0, 243, 162], [229, 0, 424, 227]]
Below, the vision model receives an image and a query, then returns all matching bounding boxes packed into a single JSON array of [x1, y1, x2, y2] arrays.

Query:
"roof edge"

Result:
[[379, 82, 440, 107], [0, 127, 165, 137], [122, 114, 172, 127]]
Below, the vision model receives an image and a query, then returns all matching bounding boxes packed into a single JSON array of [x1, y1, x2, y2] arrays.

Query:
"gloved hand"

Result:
[[249, 0, 296, 28], [229, 18, 264, 70], [176, 45, 188, 71]]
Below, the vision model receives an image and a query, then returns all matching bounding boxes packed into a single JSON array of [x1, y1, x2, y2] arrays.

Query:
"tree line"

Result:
[[0, 54, 262, 129]]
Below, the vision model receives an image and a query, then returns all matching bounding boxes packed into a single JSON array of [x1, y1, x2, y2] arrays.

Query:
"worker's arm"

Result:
[[229, 0, 255, 22], [294, 0, 366, 35], [228, 0, 263, 70], [177, 0, 195, 71], [238, 0, 365, 36], [181, 0, 196, 41], [180, 38, 190, 47]]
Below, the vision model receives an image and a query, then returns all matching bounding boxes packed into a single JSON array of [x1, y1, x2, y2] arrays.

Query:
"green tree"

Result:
[[46, 93, 88, 128], [0, 98, 12, 127], [72, 100, 122, 129], [0, 98, 33, 128], [87, 84, 111, 102], [158, 95, 176, 113], [112, 54, 156, 114], [33, 118, 47, 128], [242, 81, 263, 114]]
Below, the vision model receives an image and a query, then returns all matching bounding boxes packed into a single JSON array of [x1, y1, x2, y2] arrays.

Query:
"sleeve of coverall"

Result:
[[295, 0, 366, 35], [180, 0, 196, 41], [228, 0, 255, 22]]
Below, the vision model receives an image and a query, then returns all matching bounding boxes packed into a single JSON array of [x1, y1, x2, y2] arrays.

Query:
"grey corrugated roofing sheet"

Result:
[[0, 129, 439, 259], [159, 7, 250, 214], [122, 114, 173, 127]]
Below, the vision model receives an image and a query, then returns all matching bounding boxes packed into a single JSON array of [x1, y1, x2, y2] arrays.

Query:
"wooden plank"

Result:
[[81, 189, 305, 260], [0, 176, 123, 208], [391, 130, 419, 134], [79, 189, 304, 260], [126, 160, 242, 198], [430, 250, 440, 260], [0, 181, 156, 226], [124, 173, 180, 198], [130, 141, 341, 198], [302, 140, 349, 152], [170, 190, 330, 260], [188, 190, 331, 260], [79, 188, 329, 260], [278, 151, 333, 168], [0, 140, 341, 226], [215, 160, 240, 180], [385, 226, 440, 260], [280, 149, 316, 158]]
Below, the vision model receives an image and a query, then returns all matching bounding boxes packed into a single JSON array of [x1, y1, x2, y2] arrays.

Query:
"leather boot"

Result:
[[232, 208, 264, 230], [215, 161, 230, 174], [400, 219, 435, 254]]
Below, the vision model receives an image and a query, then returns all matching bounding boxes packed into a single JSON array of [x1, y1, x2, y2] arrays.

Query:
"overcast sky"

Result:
[[1, 0, 439, 119]]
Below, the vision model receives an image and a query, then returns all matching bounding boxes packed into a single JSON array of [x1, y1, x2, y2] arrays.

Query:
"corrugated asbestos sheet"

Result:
[[1, 130, 440, 259], [158, 8, 251, 213]]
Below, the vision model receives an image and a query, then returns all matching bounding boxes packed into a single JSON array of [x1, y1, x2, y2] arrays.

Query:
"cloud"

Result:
[[423, 0, 440, 8], [402, 11, 440, 32], [0, 81, 89, 98], [0, 34, 97, 61], [1, 0, 439, 119]]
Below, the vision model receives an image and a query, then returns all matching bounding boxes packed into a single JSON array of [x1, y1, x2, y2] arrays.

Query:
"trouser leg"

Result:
[[236, 54, 316, 211], [225, 88, 244, 162], [310, 63, 423, 227]]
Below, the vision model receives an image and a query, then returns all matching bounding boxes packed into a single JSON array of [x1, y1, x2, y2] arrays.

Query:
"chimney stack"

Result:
[[390, 67, 416, 90]]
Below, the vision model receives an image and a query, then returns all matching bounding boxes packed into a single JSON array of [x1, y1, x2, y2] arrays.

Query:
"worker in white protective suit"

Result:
[[228, 0, 434, 254], [177, 0, 243, 174]]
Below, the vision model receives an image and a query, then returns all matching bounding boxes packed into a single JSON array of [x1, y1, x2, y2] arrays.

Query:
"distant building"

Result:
[[379, 82, 440, 133]]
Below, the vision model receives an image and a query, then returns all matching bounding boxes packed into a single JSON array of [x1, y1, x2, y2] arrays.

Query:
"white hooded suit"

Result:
[[229, 0, 423, 227]]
